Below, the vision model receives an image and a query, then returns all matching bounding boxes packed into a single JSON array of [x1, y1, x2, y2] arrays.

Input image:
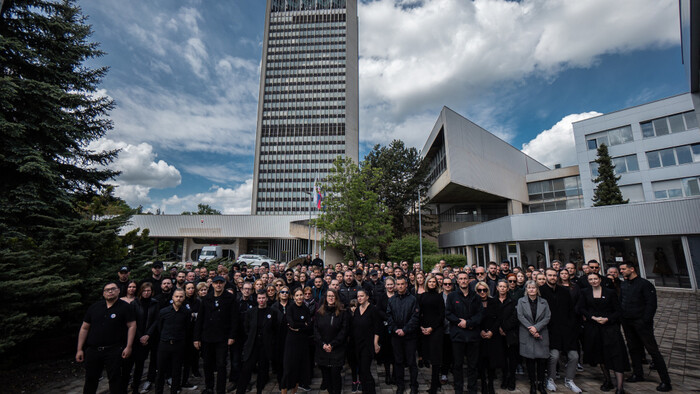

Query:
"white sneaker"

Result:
[[546, 378, 557, 391], [564, 379, 582, 393], [139, 381, 153, 393]]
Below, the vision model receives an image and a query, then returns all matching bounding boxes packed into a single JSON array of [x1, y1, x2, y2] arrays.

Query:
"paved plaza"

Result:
[[47, 290, 700, 393]]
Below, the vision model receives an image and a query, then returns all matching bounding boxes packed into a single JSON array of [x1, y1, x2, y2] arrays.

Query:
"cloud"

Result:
[[181, 163, 250, 184], [521, 112, 602, 168], [358, 0, 679, 146], [152, 180, 253, 215], [88, 138, 182, 206]]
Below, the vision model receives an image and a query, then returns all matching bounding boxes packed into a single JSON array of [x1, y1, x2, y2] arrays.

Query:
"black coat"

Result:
[[194, 290, 239, 343], [133, 297, 159, 340], [418, 291, 445, 364], [314, 307, 349, 367], [539, 284, 577, 351], [479, 297, 504, 368], [445, 290, 483, 343], [339, 280, 362, 306], [497, 295, 519, 347], [387, 292, 420, 338], [242, 307, 282, 361], [364, 278, 385, 304]]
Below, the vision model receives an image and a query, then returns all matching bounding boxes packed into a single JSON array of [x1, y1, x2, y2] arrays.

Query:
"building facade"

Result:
[[251, 0, 359, 215]]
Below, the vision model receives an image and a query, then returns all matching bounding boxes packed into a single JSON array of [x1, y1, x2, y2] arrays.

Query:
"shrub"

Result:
[[417, 254, 467, 272]]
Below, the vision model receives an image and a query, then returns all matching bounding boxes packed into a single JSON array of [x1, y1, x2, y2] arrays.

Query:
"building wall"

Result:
[[574, 93, 700, 206]]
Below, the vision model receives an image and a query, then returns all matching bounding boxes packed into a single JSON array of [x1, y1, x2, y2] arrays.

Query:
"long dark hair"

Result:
[[317, 289, 344, 317]]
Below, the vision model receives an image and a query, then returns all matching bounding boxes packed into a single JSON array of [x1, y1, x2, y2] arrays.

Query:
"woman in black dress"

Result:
[[272, 285, 290, 385], [418, 274, 445, 394], [476, 281, 504, 394], [576, 273, 629, 394], [126, 282, 159, 394], [281, 287, 312, 394], [314, 289, 348, 394], [375, 276, 396, 384], [181, 281, 201, 388], [496, 279, 519, 391], [350, 289, 382, 394]]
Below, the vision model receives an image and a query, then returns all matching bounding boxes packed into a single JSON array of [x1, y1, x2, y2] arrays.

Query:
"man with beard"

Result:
[[339, 269, 361, 307]]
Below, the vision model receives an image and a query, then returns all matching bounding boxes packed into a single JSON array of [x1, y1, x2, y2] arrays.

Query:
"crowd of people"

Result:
[[77, 254, 674, 394]]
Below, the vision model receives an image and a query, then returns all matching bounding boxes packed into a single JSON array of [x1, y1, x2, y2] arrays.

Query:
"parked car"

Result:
[[237, 254, 276, 267]]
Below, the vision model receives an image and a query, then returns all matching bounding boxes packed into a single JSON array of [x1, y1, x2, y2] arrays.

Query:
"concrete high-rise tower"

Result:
[[251, 0, 359, 215]]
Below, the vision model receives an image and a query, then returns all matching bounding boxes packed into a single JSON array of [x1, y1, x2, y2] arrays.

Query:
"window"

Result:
[[586, 125, 632, 150], [590, 154, 638, 176], [683, 177, 700, 196], [652, 180, 684, 200], [647, 144, 700, 168], [640, 111, 697, 138]]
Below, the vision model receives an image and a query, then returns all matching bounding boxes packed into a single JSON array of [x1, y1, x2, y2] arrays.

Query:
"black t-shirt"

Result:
[[83, 299, 135, 347]]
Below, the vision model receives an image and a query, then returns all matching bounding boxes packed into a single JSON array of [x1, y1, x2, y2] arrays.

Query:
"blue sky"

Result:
[[80, 0, 688, 214]]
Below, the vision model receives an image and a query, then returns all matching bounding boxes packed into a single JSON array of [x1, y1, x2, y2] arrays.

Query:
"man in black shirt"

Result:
[[446, 272, 483, 394], [619, 263, 672, 392], [141, 261, 165, 296], [152, 288, 191, 394], [229, 281, 256, 390], [117, 266, 131, 297], [194, 276, 238, 394], [387, 276, 420, 394], [312, 253, 324, 268], [76, 282, 136, 394], [155, 278, 174, 310]]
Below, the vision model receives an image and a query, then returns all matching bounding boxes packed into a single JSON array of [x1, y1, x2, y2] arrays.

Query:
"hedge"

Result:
[[415, 254, 467, 272]]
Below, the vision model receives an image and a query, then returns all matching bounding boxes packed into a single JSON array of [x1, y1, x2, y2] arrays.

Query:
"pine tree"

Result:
[[0, 0, 125, 355], [592, 144, 629, 206]]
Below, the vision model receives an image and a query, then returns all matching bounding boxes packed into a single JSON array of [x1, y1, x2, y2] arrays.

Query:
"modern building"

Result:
[[251, 0, 359, 215]]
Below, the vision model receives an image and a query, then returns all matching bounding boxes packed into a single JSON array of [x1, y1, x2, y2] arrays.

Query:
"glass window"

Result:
[[541, 180, 553, 192], [590, 162, 599, 178], [692, 144, 700, 162], [683, 178, 700, 196], [564, 176, 578, 189], [653, 118, 669, 136], [676, 146, 693, 165], [527, 182, 542, 194], [587, 139, 597, 150], [626, 155, 639, 172], [654, 190, 668, 199], [552, 178, 565, 191], [641, 122, 655, 138], [668, 114, 686, 133], [660, 148, 677, 167], [612, 157, 627, 173], [647, 151, 661, 168], [684, 112, 698, 129]]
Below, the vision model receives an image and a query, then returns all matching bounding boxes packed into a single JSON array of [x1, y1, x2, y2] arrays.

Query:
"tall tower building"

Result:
[[251, 0, 359, 215]]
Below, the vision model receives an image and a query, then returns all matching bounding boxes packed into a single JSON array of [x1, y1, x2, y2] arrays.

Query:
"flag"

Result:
[[313, 179, 323, 210]]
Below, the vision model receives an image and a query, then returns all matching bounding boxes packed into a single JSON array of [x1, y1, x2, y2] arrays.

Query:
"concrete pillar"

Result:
[[582, 238, 600, 265], [544, 241, 550, 267], [488, 243, 498, 263], [466, 245, 475, 267], [507, 200, 523, 215], [182, 237, 190, 262]]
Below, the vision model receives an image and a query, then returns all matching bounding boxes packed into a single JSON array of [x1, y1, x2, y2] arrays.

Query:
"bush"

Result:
[[417, 254, 467, 272], [387, 234, 438, 263]]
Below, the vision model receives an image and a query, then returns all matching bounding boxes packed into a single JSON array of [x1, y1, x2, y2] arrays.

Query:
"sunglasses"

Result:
[[443, 283, 453, 286], [508, 280, 516, 283], [476, 272, 485, 275], [476, 288, 488, 293], [280, 291, 289, 294]]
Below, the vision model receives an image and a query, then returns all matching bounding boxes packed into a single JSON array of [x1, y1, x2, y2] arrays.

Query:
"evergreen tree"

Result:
[[182, 203, 222, 215], [592, 144, 628, 206], [0, 0, 125, 355]]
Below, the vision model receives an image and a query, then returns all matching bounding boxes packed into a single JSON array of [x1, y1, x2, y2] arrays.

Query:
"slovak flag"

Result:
[[313, 179, 323, 210]]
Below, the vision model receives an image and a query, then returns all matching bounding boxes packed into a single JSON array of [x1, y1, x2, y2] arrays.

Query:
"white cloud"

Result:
[[152, 180, 253, 215], [88, 138, 182, 206], [521, 112, 602, 168], [181, 163, 249, 184], [358, 0, 679, 147]]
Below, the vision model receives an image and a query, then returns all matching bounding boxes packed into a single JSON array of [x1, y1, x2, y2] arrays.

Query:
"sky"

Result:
[[79, 0, 689, 214]]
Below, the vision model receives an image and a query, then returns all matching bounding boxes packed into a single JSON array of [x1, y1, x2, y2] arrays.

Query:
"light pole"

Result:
[[418, 189, 424, 271], [304, 190, 312, 254]]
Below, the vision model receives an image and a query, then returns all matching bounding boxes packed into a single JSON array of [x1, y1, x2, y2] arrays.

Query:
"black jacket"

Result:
[[133, 297, 159, 340], [364, 278, 385, 304], [194, 290, 239, 343], [386, 291, 420, 338], [242, 306, 281, 362], [539, 284, 577, 351], [497, 295, 519, 347], [619, 276, 657, 323], [445, 289, 483, 343], [339, 280, 362, 306], [314, 307, 349, 367]]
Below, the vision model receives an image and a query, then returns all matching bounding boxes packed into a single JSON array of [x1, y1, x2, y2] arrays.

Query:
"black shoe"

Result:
[[481, 381, 488, 394], [320, 381, 327, 391], [615, 389, 625, 394], [656, 382, 672, 392], [424, 359, 431, 368], [418, 359, 425, 368], [352, 382, 358, 393], [410, 387, 418, 394], [626, 374, 645, 383], [357, 383, 362, 392], [537, 382, 547, 394], [600, 381, 615, 391], [529, 383, 537, 394], [181, 382, 197, 390], [507, 381, 516, 391]]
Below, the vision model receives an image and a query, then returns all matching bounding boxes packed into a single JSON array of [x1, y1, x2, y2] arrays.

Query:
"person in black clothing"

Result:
[[475, 281, 504, 394], [496, 279, 519, 391], [618, 263, 672, 392], [282, 288, 313, 394], [181, 282, 201, 390], [229, 281, 256, 390], [311, 276, 328, 303], [576, 273, 629, 394], [418, 275, 445, 394], [194, 275, 239, 394], [387, 276, 420, 394], [283, 269, 300, 291], [312, 253, 325, 269], [440, 277, 454, 387], [339, 269, 362, 307], [351, 289, 382, 394], [152, 288, 191, 394], [237, 290, 282, 394], [364, 270, 385, 304], [155, 278, 174, 310], [125, 282, 159, 394], [271, 285, 291, 386], [315, 289, 349, 394], [140, 261, 165, 296], [76, 282, 136, 394], [540, 268, 581, 393], [376, 276, 396, 385], [117, 266, 131, 297]]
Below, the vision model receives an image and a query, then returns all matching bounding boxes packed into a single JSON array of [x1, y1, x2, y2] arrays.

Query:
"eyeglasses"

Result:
[[476, 272, 486, 275], [476, 288, 488, 293], [280, 291, 289, 294], [103, 288, 119, 293], [508, 280, 516, 283], [589, 266, 599, 269], [443, 283, 453, 286]]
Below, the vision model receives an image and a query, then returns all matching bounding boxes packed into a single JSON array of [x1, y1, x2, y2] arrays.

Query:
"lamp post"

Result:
[[418, 189, 423, 271], [304, 190, 312, 255]]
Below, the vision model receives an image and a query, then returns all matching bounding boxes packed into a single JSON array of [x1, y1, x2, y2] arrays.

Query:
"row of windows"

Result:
[[527, 176, 582, 201], [652, 177, 700, 200], [270, 23, 345, 32], [257, 185, 324, 194], [270, 13, 346, 24], [257, 172, 328, 181], [259, 153, 343, 162], [256, 206, 315, 213], [269, 35, 346, 45], [261, 146, 345, 154], [426, 136, 446, 185], [527, 197, 584, 213], [269, 31, 345, 41], [259, 161, 336, 170], [260, 167, 335, 174], [264, 103, 344, 111], [585, 111, 697, 150], [265, 75, 345, 85], [266, 68, 344, 77], [261, 123, 345, 134], [264, 97, 345, 104], [263, 109, 346, 117], [267, 45, 346, 55], [647, 143, 700, 168], [266, 59, 346, 69], [589, 154, 639, 178], [264, 86, 345, 94], [267, 54, 345, 62]]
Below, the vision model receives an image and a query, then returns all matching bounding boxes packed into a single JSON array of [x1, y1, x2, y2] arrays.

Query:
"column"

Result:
[[488, 243, 498, 263], [582, 238, 600, 265], [466, 245, 475, 267]]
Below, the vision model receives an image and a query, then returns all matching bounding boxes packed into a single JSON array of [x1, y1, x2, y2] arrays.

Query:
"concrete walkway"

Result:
[[47, 289, 700, 393]]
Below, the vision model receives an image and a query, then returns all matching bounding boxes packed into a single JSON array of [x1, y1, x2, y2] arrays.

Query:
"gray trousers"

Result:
[[548, 349, 578, 380]]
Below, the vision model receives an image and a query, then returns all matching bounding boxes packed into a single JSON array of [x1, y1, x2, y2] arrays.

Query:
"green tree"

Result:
[[592, 144, 628, 206], [313, 157, 393, 258], [0, 0, 127, 355], [182, 203, 222, 215], [362, 140, 438, 238], [387, 234, 438, 263]]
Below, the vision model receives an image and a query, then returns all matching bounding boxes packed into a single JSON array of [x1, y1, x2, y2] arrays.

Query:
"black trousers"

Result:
[[155, 341, 185, 394], [502, 343, 518, 386], [441, 334, 452, 376], [83, 346, 123, 394], [147, 340, 159, 382], [124, 343, 150, 394], [320, 366, 343, 394], [452, 341, 479, 394], [525, 357, 546, 384], [181, 340, 199, 383], [236, 340, 270, 394], [202, 341, 229, 394], [356, 344, 377, 394], [391, 336, 418, 391], [622, 318, 671, 383], [229, 339, 243, 383]]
